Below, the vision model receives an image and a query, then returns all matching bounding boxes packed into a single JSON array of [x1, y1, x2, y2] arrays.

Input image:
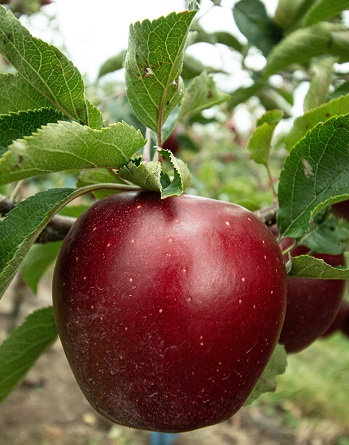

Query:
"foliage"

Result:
[[0, 0, 349, 422]]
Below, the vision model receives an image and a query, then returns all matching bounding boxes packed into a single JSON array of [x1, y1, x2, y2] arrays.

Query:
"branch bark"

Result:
[[1, 194, 278, 244]]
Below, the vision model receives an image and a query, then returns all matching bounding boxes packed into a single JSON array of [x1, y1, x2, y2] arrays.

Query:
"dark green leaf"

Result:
[[0, 6, 88, 123], [0, 306, 58, 402], [277, 114, 349, 239], [0, 188, 76, 297], [0, 74, 103, 130], [233, 0, 283, 56], [0, 108, 69, 150], [21, 242, 63, 294]]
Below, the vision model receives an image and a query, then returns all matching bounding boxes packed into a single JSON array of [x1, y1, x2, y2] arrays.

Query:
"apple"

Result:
[[340, 304, 349, 338], [332, 200, 349, 221], [322, 300, 349, 338], [162, 129, 181, 156], [52, 192, 287, 433], [277, 239, 346, 353]]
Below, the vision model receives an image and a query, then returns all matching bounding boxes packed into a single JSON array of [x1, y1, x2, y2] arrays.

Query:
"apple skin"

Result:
[[52, 192, 287, 433], [278, 241, 346, 353], [322, 300, 349, 338], [332, 200, 349, 221]]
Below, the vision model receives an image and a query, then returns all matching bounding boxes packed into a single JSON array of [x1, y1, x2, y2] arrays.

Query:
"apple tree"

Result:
[[1, 0, 349, 433]]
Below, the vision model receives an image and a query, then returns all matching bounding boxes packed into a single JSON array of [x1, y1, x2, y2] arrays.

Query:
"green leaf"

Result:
[[0, 188, 76, 298], [301, 216, 349, 255], [289, 254, 349, 279], [21, 241, 63, 294], [0, 306, 58, 402], [0, 121, 146, 185], [119, 157, 163, 191], [274, 0, 316, 29], [277, 114, 349, 239], [284, 94, 349, 150], [0, 6, 88, 123], [264, 22, 349, 77], [0, 108, 69, 150], [248, 110, 283, 167], [233, 0, 283, 56], [86, 101, 104, 130], [302, 0, 349, 26], [303, 56, 336, 113], [119, 149, 191, 198], [0, 73, 52, 114], [244, 344, 287, 405], [0, 74, 103, 130], [178, 71, 230, 122], [125, 11, 196, 135], [77, 168, 123, 199], [98, 50, 127, 78]]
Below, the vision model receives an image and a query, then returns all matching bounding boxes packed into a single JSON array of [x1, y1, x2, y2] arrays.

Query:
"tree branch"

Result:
[[1, 194, 278, 244]]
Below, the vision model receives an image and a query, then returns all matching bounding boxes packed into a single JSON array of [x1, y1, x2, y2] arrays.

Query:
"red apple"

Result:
[[322, 300, 349, 337], [341, 305, 349, 338], [162, 131, 180, 155], [52, 192, 287, 433], [332, 200, 349, 221], [278, 240, 346, 353]]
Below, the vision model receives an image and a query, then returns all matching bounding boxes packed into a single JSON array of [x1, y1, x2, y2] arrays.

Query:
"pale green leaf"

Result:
[[248, 110, 283, 167], [284, 94, 349, 150], [0, 108, 68, 149], [302, 0, 349, 26], [277, 114, 349, 239], [77, 168, 124, 199], [118, 157, 163, 192], [21, 241, 63, 294], [245, 344, 287, 405], [274, 0, 317, 29], [0, 6, 88, 123], [264, 22, 349, 76], [119, 149, 191, 198], [178, 71, 230, 122], [125, 11, 196, 134], [98, 50, 127, 78], [301, 216, 349, 255], [0, 121, 146, 185], [0, 306, 58, 401], [303, 57, 336, 113], [289, 254, 349, 279]]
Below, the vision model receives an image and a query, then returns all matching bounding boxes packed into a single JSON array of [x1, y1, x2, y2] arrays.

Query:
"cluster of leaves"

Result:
[[1, 0, 349, 408]]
